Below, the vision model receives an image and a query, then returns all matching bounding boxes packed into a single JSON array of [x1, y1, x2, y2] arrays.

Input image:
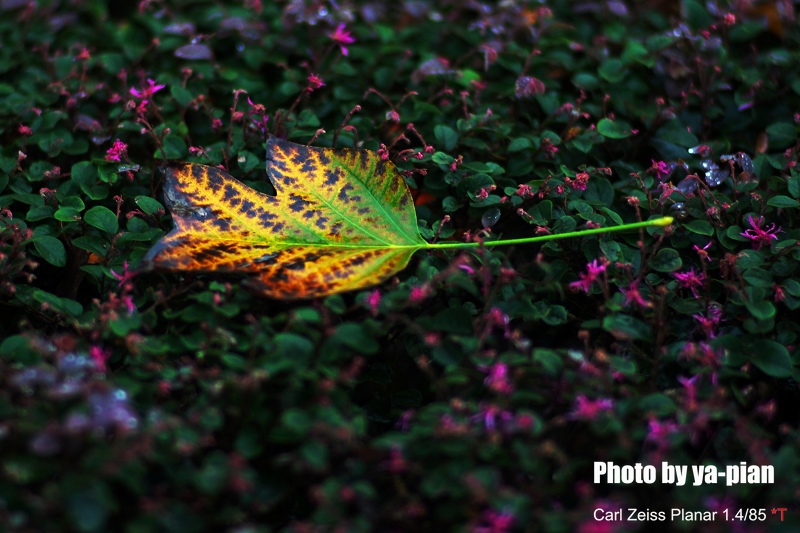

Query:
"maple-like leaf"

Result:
[[145, 136, 428, 298], [145, 136, 673, 299]]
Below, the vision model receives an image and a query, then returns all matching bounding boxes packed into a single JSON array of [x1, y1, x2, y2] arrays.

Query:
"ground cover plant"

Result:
[[1, 0, 800, 531]]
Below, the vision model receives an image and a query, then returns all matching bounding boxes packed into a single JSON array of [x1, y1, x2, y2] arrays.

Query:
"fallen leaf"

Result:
[[145, 136, 427, 299], [145, 136, 675, 299]]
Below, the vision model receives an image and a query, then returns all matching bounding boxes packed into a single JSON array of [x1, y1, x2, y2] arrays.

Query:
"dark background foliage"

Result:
[[2, 0, 800, 531]]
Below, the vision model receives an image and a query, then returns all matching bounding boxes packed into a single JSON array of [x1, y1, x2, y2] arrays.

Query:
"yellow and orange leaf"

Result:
[[145, 136, 674, 299], [144, 136, 428, 299]]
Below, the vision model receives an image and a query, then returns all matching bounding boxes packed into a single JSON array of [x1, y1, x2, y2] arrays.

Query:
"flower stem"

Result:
[[426, 216, 674, 249]]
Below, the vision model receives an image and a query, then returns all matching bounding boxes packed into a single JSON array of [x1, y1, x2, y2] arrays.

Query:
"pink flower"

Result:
[[693, 310, 721, 339], [740, 215, 781, 250], [650, 160, 672, 181], [484, 362, 513, 394], [409, 285, 429, 303], [516, 183, 533, 198], [620, 280, 648, 307], [90, 345, 109, 373], [693, 241, 712, 262], [646, 416, 679, 447], [571, 395, 614, 420], [329, 23, 356, 56], [105, 139, 128, 162], [473, 509, 514, 533], [18, 124, 32, 136], [540, 137, 558, 158], [307, 73, 325, 90], [365, 289, 381, 315], [569, 259, 607, 293], [129, 78, 165, 99], [111, 261, 136, 288], [678, 374, 700, 410], [672, 268, 705, 298]]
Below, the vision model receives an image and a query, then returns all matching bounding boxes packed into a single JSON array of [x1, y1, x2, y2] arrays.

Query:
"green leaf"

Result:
[[651, 248, 682, 272], [508, 137, 533, 152], [134, 195, 164, 215], [766, 123, 796, 149], [598, 59, 626, 83], [596, 118, 633, 139], [683, 219, 714, 236], [749, 340, 793, 378], [638, 393, 676, 416], [767, 195, 800, 208], [32, 235, 66, 267], [746, 299, 775, 321], [603, 314, 652, 341], [84, 206, 119, 234], [33, 289, 83, 317], [434, 125, 458, 151]]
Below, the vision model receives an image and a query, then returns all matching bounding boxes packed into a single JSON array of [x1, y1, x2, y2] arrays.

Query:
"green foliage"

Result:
[[2, 1, 800, 532]]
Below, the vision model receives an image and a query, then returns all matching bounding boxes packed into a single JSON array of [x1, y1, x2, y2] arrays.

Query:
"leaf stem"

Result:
[[425, 216, 674, 249]]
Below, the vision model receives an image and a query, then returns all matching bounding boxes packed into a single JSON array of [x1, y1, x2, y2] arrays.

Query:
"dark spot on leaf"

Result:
[[285, 261, 305, 271], [303, 210, 315, 219], [292, 150, 310, 165], [358, 207, 370, 215], [213, 218, 231, 232], [325, 169, 339, 186], [272, 222, 284, 232], [223, 184, 237, 201], [241, 199, 255, 214], [259, 211, 276, 223], [255, 252, 279, 264], [315, 217, 328, 230], [338, 183, 354, 202], [289, 195, 309, 212]]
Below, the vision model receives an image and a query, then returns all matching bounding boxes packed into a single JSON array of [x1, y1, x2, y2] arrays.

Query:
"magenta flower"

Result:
[[129, 78, 165, 99], [474, 509, 515, 533], [672, 268, 705, 298], [89, 345, 109, 373], [307, 73, 325, 90], [569, 259, 606, 293], [620, 280, 648, 307], [329, 23, 356, 56], [365, 289, 381, 315], [105, 139, 128, 162], [678, 374, 700, 409], [646, 416, 679, 447], [484, 362, 513, 394], [111, 261, 136, 288], [571, 395, 614, 420], [740, 215, 781, 250], [651, 160, 672, 181]]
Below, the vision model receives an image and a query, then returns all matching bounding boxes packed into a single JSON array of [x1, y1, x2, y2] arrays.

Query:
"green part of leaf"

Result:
[[651, 248, 682, 272], [596, 118, 633, 139], [434, 125, 458, 152], [682, 219, 714, 236], [84, 206, 119, 234], [767, 195, 800, 208], [749, 340, 793, 378], [32, 235, 66, 267], [602, 314, 652, 341], [135, 196, 165, 215]]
